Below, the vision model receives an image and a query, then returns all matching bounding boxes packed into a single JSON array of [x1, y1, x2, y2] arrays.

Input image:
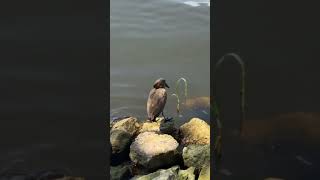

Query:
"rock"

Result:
[[129, 132, 179, 170], [182, 144, 210, 169], [198, 165, 210, 180], [177, 167, 195, 180], [139, 117, 176, 135], [179, 118, 210, 145], [111, 129, 132, 154], [111, 117, 140, 136], [110, 163, 132, 180], [131, 166, 179, 180], [110, 117, 140, 154], [139, 121, 160, 133]]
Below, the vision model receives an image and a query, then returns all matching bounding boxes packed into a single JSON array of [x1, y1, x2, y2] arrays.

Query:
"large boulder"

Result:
[[179, 118, 210, 145], [129, 132, 179, 170], [177, 167, 195, 180], [182, 144, 210, 169], [110, 117, 140, 154], [131, 166, 179, 180]]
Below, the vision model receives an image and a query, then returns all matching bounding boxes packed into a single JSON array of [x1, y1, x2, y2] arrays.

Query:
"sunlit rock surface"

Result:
[[129, 132, 179, 170], [179, 118, 210, 145]]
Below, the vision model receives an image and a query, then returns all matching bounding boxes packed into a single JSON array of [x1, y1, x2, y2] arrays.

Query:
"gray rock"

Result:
[[177, 167, 195, 180], [110, 163, 132, 180], [182, 144, 210, 169], [111, 129, 132, 154], [110, 117, 141, 154], [131, 166, 179, 180], [129, 132, 179, 170]]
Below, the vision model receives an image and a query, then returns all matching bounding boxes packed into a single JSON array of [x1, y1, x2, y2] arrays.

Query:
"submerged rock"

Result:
[[198, 165, 210, 180], [177, 167, 195, 180], [110, 163, 132, 180], [110, 117, 140, 154], [179, 118, 210, 145], [131, 166, 179, 180], [129, 132, 179, 170], [182, 144, 210, 169]]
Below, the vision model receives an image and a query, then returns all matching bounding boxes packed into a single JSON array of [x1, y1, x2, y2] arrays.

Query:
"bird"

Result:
[[147, 78, 170, 122]]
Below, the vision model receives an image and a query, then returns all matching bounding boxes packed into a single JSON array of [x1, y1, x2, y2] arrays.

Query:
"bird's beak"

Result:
[[165, 82, 170, 88]]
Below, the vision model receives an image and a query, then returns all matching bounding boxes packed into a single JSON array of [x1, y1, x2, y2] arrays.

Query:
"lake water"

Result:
[[111, 0, 320, 179], [110, 0, 210, 123]]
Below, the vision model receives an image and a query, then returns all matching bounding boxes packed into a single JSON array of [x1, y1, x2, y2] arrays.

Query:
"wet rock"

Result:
[[110, 117, 140, 154], [198, 165, 210, 180], [131, 166, 179, 180], [177, 167, 195, 180], [182, 144, 210, 169], [179, 118, 210, 145], [129, 132, 179, 170], [110, 163, 132, 180]]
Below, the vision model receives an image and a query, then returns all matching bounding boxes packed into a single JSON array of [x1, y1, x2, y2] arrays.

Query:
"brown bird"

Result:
[[147, 78, 170, 121]]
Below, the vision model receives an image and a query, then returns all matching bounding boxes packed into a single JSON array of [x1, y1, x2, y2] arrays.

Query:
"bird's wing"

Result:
[[147, 88, 167, 120]]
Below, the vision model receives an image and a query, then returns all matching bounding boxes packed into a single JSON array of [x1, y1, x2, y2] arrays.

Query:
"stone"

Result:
[[110, 129, 132, 154], [182, 144, 210, 169], [179, 118, 210, 145], [129, 132, 179, 170], [111, 117, 140, 136], [110, 163, 132, 180], [198, 165, 210, 180], [110, 117, 141, 154], [177, 167, 195, 180], [138, 117, 176, 135], [131, 166, 179, 180]]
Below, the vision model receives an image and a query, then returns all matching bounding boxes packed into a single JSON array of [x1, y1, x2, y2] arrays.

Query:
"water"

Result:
[[110, 0, 210, 123]]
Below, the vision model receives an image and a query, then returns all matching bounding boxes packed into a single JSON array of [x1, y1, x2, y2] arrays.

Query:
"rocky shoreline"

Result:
[[110, 117, 211, 180]]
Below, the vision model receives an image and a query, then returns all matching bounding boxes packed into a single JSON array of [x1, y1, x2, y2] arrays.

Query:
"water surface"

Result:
[[110, 0, 210, 123]]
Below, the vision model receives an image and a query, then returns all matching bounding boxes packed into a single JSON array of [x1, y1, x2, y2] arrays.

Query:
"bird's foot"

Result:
[[164, 117, 173, 122]]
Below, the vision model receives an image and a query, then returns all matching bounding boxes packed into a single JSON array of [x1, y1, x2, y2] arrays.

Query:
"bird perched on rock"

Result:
[[147, 78, 170, 122]]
